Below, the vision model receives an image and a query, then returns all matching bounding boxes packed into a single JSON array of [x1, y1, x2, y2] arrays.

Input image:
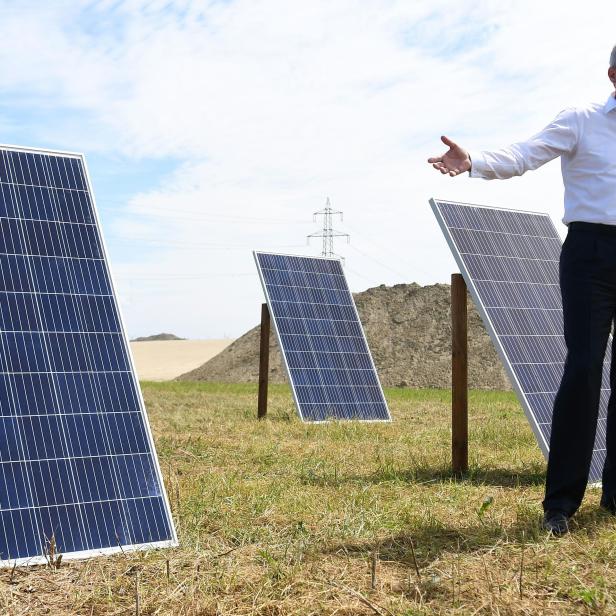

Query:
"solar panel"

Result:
[[0, 145, 176, 565], [431, 198, 607, 482], [254, 252, 391, 422]]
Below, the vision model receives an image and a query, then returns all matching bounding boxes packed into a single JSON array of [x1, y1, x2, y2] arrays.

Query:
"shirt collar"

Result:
[[605, 93, 616, 113]]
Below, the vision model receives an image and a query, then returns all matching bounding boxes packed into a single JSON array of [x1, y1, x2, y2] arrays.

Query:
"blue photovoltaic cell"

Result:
[[431, 199, 607, 482], [0, 146, 176, 565], [254, 252, 390, 422]]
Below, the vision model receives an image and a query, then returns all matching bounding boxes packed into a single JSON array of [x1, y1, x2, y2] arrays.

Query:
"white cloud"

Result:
[[0, 0, 614, 337]]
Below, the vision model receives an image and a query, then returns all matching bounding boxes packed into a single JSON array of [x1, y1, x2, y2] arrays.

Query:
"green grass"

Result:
[[6, 382, 616, 615]]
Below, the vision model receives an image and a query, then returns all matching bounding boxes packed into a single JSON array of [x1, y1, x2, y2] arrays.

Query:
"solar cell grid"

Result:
[[254, 252, 390, 422], [431, 198, 608, 482], [0, 145, 176, 565]]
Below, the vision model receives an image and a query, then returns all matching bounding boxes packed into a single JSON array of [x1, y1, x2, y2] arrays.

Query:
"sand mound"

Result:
[[178, 283, 510, 389], [132, 333, 185, 341], [131, 339, 233, 381]]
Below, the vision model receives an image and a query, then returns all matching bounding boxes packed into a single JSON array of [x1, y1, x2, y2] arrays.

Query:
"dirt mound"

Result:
[[132, 333, 185, 342], [178, 283, 510, 389]]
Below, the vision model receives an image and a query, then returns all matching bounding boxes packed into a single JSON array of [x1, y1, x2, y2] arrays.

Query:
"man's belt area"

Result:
[[569, 221, 616, 236]]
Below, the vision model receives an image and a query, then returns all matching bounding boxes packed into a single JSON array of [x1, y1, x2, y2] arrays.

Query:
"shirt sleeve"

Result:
[[469, 108, 579, 179]]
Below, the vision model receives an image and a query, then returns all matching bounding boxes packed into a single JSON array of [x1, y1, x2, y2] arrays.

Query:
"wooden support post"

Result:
[[451, 273, 468, 474], [257, 303, 271, 419]]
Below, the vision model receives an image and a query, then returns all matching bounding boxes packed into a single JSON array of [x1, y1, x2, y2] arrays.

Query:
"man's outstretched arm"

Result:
[[428, 110, 578, 180]]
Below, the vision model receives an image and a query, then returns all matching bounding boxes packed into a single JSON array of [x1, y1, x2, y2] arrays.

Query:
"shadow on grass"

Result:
[[323, 505, 615, 571], [423, 465, 545, 488], [323, 515, 543, 571], [300, 464, 546, 489]]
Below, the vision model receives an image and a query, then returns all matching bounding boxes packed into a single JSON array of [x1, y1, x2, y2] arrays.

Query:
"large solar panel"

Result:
[[431, 199, 607, 482], [254, 252, 391, 422], [0, 145, 176, 565]]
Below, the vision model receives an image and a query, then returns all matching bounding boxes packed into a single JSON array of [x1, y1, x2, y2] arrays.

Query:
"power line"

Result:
[[343, 221, 435, 282], [115, 272, 254, 281], [346, 243, 409, 280], [107, 235, 307, 251], [100, 203, 308, 226]]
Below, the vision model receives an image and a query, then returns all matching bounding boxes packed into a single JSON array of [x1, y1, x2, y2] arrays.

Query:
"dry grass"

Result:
[[2, 382, 616, 615]]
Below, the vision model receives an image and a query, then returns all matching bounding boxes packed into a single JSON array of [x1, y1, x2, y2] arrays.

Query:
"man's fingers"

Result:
[[441, 135, 457, 148], [427, 156, 443, 163], [429, 158, 466, 176]]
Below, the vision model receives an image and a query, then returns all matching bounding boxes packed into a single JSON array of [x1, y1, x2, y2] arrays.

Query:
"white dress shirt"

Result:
[[469, 94, 616, 225]]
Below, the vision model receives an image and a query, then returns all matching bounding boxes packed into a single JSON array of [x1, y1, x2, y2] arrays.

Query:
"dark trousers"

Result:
[[543, 222, 616, 516]]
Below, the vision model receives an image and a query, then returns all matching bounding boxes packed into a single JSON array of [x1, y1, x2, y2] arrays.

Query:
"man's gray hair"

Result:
[[611, 44, 616, 68]]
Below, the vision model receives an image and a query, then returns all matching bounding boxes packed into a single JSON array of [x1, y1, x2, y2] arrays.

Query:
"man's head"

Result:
[[609, 44, 616, 89]]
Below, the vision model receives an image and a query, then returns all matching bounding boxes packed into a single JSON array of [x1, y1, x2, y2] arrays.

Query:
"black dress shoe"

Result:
[[600, 500, 616, 515], [542, 511, 569, 535]]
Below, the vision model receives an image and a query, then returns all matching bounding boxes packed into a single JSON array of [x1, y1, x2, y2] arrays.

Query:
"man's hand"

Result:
[[428, 136, 471, 177]]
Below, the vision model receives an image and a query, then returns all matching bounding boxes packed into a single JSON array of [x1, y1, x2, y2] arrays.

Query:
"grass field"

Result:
[[4, 382, 616, 615]]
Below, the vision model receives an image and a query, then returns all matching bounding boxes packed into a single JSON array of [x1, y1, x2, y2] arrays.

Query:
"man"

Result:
[[428, 45, 616, 535]]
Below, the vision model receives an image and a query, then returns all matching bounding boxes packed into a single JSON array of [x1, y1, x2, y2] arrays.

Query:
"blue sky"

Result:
[[0, 0, 614, 338]]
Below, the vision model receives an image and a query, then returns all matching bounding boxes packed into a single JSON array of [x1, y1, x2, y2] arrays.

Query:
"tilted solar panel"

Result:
[[0, 145, 176, 565], [254, 252, 391, 422], [431, 199, 607, 482]]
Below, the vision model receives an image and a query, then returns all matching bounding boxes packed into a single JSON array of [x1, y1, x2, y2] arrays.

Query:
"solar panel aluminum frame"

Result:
[[0, 144, 178, 566], [253, 251, 391, 423], [430, 198, 551, 460]]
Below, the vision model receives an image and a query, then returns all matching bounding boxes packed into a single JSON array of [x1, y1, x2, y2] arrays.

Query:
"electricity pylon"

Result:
[[307, 198, 350, 260]]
